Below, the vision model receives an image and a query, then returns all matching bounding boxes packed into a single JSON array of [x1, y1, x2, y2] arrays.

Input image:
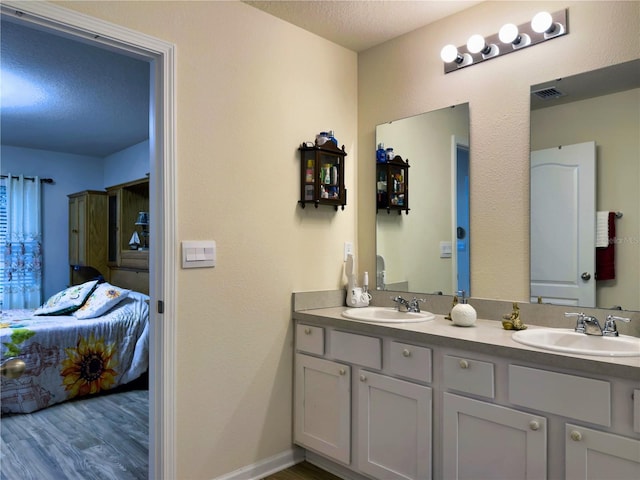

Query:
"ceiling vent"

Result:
[[532, 86, 566, 100]]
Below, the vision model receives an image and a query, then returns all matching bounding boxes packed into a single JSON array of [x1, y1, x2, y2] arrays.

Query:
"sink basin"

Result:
[[342, 307, 435, 323], [512, 328, 640, 357]]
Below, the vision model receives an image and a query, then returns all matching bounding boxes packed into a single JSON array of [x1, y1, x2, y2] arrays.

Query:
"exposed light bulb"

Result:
[[499, 23, 519, 44], [466, 34, 486, 54], [531, 11, 553, 33], [440, 44, 460, 63]]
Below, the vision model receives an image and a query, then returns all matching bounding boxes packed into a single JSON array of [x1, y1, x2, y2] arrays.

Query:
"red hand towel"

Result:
[[596, 212, 616, 281]]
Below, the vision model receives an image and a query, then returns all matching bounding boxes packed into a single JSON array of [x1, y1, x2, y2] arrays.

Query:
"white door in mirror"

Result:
[[451, 303, 477, 327]]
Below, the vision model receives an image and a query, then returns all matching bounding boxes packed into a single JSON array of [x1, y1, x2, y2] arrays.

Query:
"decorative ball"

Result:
[[451, 303, 477, 327]]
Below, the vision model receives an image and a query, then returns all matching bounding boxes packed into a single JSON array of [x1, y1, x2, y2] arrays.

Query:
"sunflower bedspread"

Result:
[[0, 292, 149, 414]]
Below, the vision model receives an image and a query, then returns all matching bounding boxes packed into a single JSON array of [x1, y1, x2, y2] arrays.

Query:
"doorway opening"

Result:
[[0, 2, 176, 477]]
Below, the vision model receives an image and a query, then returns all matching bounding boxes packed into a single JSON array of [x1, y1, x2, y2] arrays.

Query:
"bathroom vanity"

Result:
[[292, 296, 640, 480]]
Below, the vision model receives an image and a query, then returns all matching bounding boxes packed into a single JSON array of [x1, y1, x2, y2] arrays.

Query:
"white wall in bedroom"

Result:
[[1, 142, 148, 300]]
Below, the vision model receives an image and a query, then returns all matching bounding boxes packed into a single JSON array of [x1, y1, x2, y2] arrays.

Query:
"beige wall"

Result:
[[358, 0, 640, 303], [531, 88, 640, 310], [58, 1, 357, 478]]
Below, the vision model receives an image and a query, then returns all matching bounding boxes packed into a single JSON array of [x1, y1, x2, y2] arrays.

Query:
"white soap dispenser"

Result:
[[451, 290, 477, 327]]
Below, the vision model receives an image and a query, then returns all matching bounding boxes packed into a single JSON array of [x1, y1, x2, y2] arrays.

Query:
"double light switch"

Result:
[[182, 241, 216, 268]]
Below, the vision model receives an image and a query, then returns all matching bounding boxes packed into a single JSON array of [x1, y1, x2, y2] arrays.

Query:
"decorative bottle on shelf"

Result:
[[385, 147, 395, 161], [376, 143, 386, 163], [316, 132, 329, 146], [451, 290, 477, 327]]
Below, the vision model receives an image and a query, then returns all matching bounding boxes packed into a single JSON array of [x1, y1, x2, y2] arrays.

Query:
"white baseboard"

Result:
[[214, 447, 305, 480]]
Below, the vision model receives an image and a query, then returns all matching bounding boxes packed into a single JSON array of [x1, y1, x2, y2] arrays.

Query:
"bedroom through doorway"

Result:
[[1, 2, 175, 477]]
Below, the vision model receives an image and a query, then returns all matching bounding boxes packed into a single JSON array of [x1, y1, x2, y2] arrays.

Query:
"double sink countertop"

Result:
[[293, 303, 640, 381]]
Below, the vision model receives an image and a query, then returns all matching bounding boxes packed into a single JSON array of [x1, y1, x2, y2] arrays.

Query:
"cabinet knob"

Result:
[[570, 430, 582, 442], [402, 348, 412, 357], [459, 359, 469, 369], [339, 368, 346, 376], [304, 328, 312, 335], [360, 374, 367, 382], [529, 420, 540, 431]]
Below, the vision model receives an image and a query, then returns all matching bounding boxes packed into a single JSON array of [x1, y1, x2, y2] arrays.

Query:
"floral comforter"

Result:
[[0, 292, 149, 414]]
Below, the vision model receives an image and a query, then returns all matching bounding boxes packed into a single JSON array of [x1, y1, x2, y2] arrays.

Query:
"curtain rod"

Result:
[[0, 175, 54, 184]]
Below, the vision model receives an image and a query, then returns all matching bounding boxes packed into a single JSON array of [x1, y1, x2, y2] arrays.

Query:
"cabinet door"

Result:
[[68, 196, 80, 265], [443, 393, 547, 480], [565, 424, 640, 479], [294, 353, 350, 465], [357, 370, 432, 480]]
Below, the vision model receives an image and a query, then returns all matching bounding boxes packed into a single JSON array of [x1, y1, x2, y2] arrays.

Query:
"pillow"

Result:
[[74, 282, 130, 319], [34, 280, 99, 316]]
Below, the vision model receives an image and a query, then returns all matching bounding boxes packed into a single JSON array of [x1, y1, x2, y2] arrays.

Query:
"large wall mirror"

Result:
[[376, 103, 470, 295], [530, 59, 640, 311]]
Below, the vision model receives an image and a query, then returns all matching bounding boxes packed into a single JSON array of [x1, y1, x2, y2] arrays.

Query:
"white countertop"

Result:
[[293, 306, 640, 380]]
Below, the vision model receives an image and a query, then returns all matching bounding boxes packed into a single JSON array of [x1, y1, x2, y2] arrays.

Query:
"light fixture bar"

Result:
[[442, 9, 568, 74]]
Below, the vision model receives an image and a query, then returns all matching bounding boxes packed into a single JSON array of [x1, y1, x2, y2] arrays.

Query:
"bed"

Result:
[[1, 280, 149, 414]]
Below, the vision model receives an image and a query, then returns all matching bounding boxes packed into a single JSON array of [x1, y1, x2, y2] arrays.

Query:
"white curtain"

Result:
[[1, 174, 43, 309]]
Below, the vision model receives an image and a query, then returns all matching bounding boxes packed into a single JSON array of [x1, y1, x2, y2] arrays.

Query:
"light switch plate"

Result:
[[182, 240, 216, 269], [344, 241, 354, 261], [440, 241, 452, 258]]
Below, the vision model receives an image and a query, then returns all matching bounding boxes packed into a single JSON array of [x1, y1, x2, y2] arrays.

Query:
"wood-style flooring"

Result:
[[0, 387, 148, 480], [263, 461, 342, 480], [1, 384, 338, 480]]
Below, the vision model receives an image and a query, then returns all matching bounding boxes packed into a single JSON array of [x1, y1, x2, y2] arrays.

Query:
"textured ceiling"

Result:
[[0, 18, 150, 158], [243, 0, 482, 52]]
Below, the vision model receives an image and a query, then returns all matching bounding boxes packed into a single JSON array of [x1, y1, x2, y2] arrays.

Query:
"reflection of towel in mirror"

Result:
[[595, 211, 615, 281], [596, 211, 610, 247]]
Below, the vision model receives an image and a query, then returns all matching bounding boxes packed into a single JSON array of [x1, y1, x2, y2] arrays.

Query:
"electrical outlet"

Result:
[[344, 241, 354, 261]]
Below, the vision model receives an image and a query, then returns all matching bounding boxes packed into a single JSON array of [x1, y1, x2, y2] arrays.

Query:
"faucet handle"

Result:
[[565, 312, 586, 332], [603, 315, 631, 337], [408, 297, 426, 312]]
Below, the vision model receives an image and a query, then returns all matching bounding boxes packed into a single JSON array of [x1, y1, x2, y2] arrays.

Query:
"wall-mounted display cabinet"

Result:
[[299, 141, 347, 210], [376, 155, 409, 214]]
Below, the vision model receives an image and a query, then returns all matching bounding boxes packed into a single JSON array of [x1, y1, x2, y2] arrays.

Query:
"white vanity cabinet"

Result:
[[292, 315, 640, 480], [357, 369, 432, 480], [294, 353, 351, 465], [294, 322, 433, 480], [565, 424, 640, 479], [442, 393, 547, 479], [441, 354, 547, 480]]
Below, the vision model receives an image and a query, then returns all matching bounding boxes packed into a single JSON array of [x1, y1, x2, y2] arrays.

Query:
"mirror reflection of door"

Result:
[[455, 143, 470, 295], [530, 141, 596, 306]]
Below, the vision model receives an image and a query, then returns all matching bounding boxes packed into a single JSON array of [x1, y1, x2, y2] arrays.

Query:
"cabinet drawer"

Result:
[[295, 324, 324, 355], [443, 355, 494, 399], [389, 341, 432, 383], [509, 365, 611, 426], [330, 331, 382, 370]]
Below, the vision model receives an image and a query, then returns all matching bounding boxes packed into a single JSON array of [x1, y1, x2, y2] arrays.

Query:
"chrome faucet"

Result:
[[392, 296, 410, 311], [603, 315, 631, 337], [392, 296, 425, 313], [565, 312, 603, 336]]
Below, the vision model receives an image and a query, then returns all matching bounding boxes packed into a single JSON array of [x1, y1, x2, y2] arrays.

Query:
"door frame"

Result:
[[1, 1, 177, 478], [450, 135, 470, 296]]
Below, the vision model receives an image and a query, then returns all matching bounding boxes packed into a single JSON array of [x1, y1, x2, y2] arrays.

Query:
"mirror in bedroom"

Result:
[[375, 103, 470, 296], [530, 59, 640, 311]]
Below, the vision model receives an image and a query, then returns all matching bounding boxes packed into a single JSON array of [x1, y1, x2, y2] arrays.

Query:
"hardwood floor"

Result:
[[0, 387, 148, 480], [263, 461, 342, 480], [2, 384, 340, 480]]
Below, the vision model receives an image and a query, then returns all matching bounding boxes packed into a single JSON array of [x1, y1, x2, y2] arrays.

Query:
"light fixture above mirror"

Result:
[[441, 10, 568, 74]]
